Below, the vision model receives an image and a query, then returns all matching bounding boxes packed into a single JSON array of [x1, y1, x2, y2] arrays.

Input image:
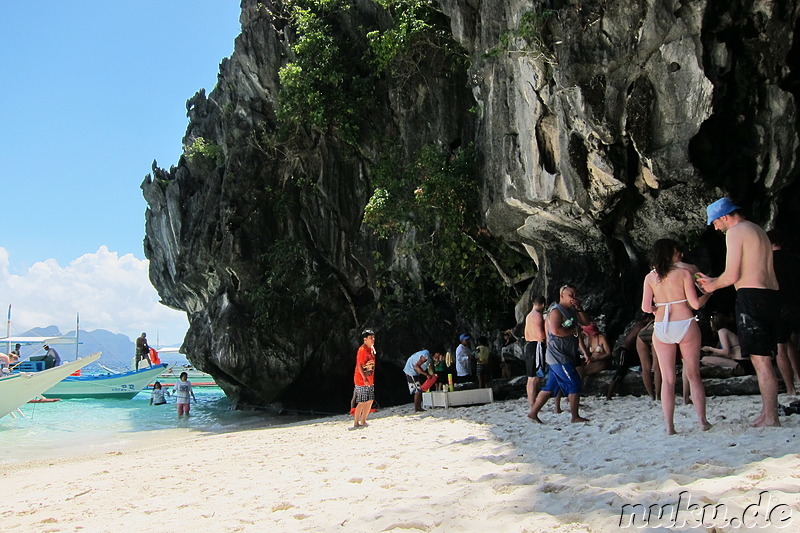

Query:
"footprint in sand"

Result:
[[272, 502, 295, 512], [540, 482, 568, 493], [452, 436, 485, 445]]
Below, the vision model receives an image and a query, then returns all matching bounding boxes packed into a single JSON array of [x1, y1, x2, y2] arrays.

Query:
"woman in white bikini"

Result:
[[642, 239, 712, 434]]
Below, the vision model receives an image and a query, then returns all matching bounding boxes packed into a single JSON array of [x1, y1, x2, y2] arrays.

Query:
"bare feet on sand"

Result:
[[751, 415, 780, 427], [701, 421, 713, 431], [527, 413, 543, 424], [571, 416, 590, 423]]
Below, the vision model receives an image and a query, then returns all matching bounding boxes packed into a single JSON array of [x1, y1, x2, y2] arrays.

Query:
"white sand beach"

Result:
[[1, 393, 798, 532]]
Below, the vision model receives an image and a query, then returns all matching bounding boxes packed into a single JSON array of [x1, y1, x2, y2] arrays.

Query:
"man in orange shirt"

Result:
[[351, 329, 376, 430]]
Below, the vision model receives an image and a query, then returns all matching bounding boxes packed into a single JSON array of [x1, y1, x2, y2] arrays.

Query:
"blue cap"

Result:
[[706, 197, 740, 225], [459, 334, 470, 341]]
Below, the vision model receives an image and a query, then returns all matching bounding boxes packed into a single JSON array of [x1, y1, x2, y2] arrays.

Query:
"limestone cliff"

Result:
[[143, 0, 800, 410]]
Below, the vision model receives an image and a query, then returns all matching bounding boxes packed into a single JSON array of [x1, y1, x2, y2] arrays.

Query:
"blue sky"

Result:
[[0, 2, 242, 346]]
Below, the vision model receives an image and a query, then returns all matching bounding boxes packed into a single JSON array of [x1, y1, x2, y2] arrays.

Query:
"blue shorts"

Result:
[[541, 363, 582, 395]]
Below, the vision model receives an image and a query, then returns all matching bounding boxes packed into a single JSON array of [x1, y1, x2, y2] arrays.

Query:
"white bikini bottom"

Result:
[[654, 318, 695, 344]]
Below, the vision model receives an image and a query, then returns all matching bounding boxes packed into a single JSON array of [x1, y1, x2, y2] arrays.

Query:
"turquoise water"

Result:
[[0, 387, 311, 464]]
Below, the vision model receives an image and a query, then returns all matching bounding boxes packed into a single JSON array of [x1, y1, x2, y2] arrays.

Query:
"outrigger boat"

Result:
[[153, 365, 217, 387], [42, 363, 168, 399], [149, 346, 217, 387], [3, 307, 167, 399], [0, 352, 100, 419]]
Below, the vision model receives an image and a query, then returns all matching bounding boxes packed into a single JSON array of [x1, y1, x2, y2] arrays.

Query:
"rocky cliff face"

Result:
[[143, 0, 800, 410]]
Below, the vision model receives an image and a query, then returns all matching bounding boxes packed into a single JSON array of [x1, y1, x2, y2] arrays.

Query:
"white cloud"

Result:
[[0, 246, 187, 346]]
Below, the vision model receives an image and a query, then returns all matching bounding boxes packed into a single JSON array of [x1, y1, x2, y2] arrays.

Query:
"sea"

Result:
[[0, 386, 317, 465]]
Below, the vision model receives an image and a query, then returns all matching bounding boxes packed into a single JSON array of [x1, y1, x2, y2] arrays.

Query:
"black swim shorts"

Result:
[[735, 288, 780, 358], [524, 341, 538, 377]]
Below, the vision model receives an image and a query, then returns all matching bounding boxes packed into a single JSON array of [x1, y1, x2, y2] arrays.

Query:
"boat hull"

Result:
[[154, 367, 217, 388], [44, 363, 168, 399], [0, 353, 101, 419]]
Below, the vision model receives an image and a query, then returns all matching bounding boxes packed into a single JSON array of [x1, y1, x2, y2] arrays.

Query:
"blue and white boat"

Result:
[[42, 363, 168, 399]]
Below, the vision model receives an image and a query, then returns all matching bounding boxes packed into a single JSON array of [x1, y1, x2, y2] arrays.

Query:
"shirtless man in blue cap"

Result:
[[697, 197, 781, 427]]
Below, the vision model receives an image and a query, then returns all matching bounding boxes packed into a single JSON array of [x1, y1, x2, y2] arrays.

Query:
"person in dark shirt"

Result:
[[43, 344, 61, 367], [135, 332, 152, 371], [768, 230, 800, 396]]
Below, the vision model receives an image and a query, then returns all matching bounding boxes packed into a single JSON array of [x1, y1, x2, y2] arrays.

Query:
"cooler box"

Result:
[[422, 388, 494, 408], [17, 361, 46, 372]]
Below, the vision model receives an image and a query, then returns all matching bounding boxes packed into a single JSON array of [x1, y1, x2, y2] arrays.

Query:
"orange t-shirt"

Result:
[[354, 345, 376, 386]]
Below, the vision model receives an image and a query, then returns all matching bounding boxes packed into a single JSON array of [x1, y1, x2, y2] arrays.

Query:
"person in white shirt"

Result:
[[173, 372, 196, 416], [403, 346, 445, 412], [150, 381, 170, 405], [455, 334, 473, 383]]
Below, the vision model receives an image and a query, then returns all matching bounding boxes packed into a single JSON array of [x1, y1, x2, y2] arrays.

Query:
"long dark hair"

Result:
[[711, 313, 736, 333], [650, 239, 680, 279]]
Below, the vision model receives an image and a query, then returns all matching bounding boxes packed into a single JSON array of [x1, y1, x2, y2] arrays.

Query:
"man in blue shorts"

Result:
[[698, 198, 781, 427], [527, 284, 590, 423]]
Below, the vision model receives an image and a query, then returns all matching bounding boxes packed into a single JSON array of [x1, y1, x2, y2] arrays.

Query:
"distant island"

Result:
[[6, 326, 187, 371]]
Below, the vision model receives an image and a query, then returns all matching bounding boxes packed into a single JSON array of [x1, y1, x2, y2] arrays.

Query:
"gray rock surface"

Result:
[[143, 0, 800, 410]]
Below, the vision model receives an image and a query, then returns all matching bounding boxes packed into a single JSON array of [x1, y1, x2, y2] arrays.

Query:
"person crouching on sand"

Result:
[[528, 284, 590, 424], [403, 346, 445, 413], [173, 372, 196, 416]]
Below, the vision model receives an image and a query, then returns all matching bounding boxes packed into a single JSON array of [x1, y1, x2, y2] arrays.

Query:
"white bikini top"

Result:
[[654, 299, 689, 322], [654, 299, 688, 307]]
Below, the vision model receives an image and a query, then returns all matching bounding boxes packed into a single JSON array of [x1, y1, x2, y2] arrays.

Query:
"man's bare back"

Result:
[[525, 307, 546, 342]]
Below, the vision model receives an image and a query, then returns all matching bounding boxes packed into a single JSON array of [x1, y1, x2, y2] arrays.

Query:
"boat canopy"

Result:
[[154, 347, 183, 354], [0, 336, 79, 345]]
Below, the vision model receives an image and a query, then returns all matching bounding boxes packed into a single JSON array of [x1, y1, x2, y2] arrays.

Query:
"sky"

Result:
[[0, 2, 242, 346]]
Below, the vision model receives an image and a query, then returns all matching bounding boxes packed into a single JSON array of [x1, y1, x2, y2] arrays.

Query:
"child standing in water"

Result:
[[173, 372, 196, 416], [149, 381, 170, 405]]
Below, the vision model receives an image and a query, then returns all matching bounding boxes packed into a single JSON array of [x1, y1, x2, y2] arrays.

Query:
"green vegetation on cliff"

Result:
[[250, 0, 528, 330], [364, 145, 529, 325], [276, 0, 371, 143]]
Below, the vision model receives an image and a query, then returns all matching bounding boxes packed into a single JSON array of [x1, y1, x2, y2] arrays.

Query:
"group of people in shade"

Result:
[[350, 196, 800, 434], [350, 329, 496, 429], [525, 196, 798, 433]]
